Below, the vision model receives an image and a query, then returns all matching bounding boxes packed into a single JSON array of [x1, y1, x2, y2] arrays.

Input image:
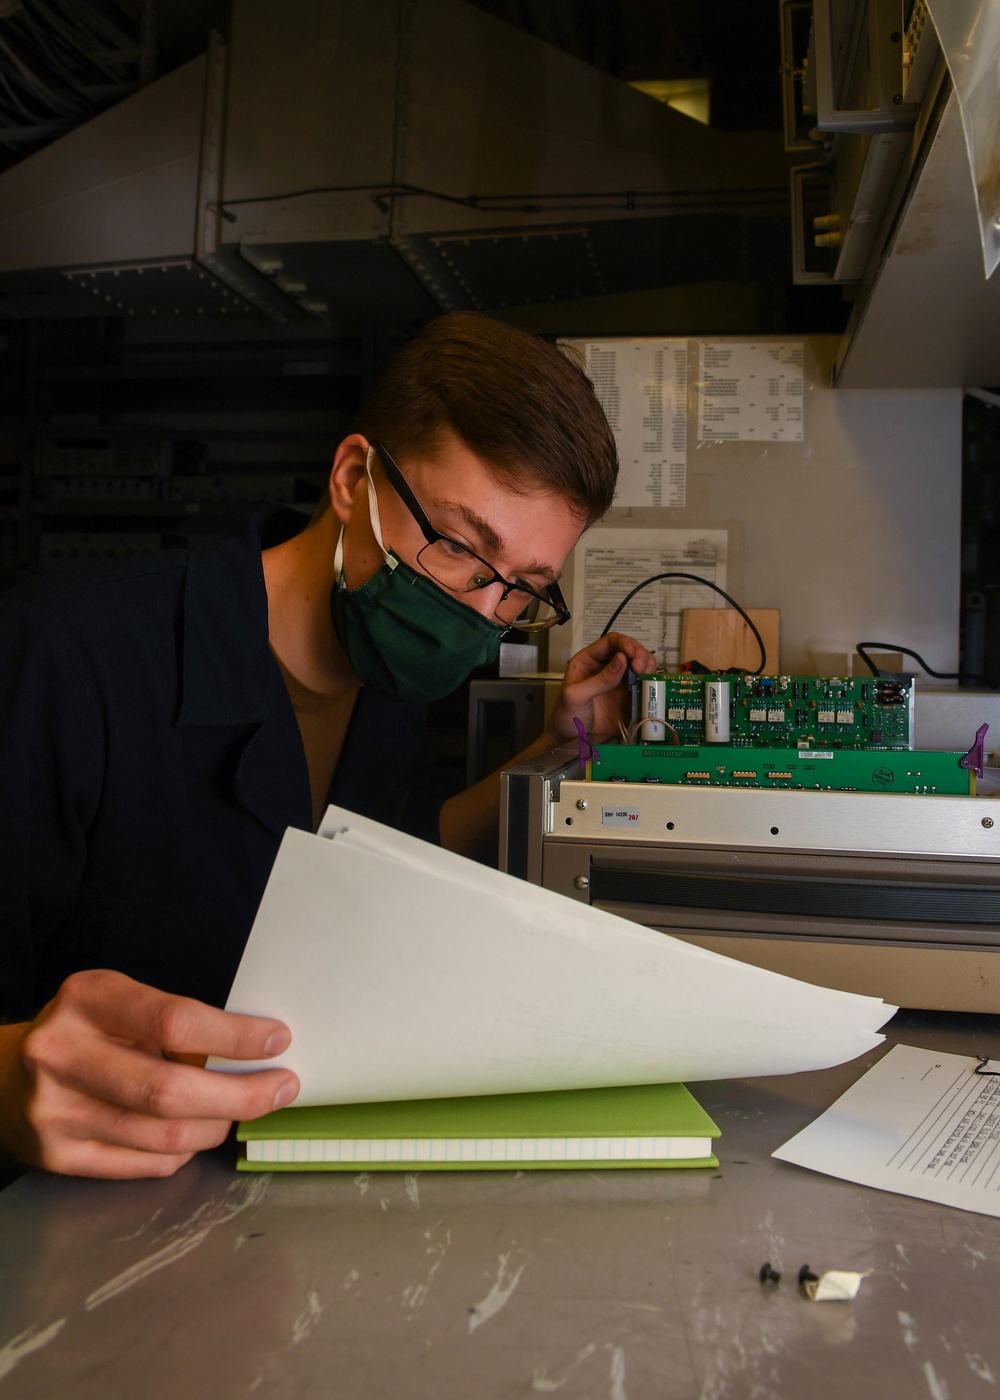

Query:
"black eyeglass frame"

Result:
[[371, 441, 571, 629]]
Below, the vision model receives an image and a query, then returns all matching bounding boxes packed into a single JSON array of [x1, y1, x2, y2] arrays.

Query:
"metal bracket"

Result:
[[791, 163, 838, 282], [813, 0, 919, 134]]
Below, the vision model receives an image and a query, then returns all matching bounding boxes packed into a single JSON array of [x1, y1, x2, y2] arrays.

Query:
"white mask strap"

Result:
[[364, 445, 393, 564], [333, 444, 396, 581]]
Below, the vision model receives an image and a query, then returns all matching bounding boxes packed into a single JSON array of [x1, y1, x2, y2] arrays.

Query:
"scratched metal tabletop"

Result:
[[2, 1011, 999, 1400]]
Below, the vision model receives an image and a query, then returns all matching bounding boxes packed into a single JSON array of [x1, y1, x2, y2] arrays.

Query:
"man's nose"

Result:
[[461, 584, 501, 620]]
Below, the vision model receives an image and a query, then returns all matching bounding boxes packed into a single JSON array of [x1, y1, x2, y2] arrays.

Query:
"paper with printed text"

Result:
[[774, 1044, 1000, 1216]]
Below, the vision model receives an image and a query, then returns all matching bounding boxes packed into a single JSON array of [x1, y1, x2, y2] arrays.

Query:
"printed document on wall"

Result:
[[697, 341, 804, 442], [570, 339, 688, 508], [569, 527, 727, 670]]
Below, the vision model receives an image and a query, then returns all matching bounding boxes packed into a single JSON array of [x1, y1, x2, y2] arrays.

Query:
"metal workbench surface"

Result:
[[2, 1012, 999, 1400]]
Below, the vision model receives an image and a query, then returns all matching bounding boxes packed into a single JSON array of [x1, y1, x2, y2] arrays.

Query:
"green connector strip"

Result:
[[588, 744, 973, 795]]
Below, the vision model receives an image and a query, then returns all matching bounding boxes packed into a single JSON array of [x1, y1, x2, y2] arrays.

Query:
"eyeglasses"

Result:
[[372, 442, 571, 631]]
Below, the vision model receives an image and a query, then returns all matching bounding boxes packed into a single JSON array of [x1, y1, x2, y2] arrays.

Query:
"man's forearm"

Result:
[[0, 1021, 31, 1166], [438, 728, 562, 861]]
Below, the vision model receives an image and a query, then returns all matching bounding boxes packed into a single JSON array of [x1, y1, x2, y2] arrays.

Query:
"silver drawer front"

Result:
[[551, 781, 1000, 860]]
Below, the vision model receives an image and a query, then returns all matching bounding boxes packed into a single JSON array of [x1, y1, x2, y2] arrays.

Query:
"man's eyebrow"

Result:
[[437, 500, 559, 583]]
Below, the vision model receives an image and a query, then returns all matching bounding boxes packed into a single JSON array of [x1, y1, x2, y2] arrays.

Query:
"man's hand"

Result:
[[439, 632, 656, 860], [544, 631, 657, 747], [0, 969, 299, 1180]]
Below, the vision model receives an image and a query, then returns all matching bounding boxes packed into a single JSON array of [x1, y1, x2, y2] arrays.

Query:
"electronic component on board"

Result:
[[705, 681, 731, 743], [639, 677, 666, 742], [634, 672, 916, 749]]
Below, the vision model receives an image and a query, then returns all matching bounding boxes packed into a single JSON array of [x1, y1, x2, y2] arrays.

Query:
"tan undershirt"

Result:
[[272, 649, 359, 832]]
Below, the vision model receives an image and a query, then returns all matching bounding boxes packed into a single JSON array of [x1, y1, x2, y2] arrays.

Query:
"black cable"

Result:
[[603, 572, 767, 675], [855, 641, 978, 681], [212, 181, 787, 223]]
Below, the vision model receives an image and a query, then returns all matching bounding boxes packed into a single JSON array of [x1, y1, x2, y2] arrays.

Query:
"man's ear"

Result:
[[327, 434, 370, 523]]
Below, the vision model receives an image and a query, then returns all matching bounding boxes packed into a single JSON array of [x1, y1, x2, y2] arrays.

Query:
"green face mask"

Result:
[[330, 452, 508, 704]]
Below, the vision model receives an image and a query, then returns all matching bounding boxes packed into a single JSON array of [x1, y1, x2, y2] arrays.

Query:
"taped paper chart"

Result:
[[568, 339, 688, 507], [697, 341, 804, 442], [212, 807, 896, 1107]]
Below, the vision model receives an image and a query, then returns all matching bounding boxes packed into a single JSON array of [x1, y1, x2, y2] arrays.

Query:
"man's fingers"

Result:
[[60, 970, 291, 1061], [27, 1082, 234, 1161], [36, 1135, 199, 1181], [565, 632, 654, 687], [32, 1032, 299, 1125], [602, 632, 656, 673], [6, 971, 301, 1181], [570, 634, 620, 673], [563, 654, 626, 708]]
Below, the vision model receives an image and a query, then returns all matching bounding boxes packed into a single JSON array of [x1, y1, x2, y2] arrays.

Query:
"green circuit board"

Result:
[[635, 672, 914, 749], [588, 745, 972, 795]]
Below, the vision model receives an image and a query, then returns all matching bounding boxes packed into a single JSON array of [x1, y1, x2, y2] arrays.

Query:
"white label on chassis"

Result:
[[602, 808, 641, 827]]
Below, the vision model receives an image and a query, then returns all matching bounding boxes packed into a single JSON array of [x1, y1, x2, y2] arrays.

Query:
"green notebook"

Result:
[[237, 1081, 720, 1172]]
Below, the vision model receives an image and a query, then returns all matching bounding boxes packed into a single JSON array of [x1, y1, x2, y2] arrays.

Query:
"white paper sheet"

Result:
[[697, 342, 804, 442], [774, 1044, 1000, 1217], [211, 807, 894, 1107], [565, 338, 688, 507], [567, 526, 729, 670]]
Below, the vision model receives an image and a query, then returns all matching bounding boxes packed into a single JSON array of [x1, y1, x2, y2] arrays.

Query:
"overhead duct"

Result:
[[0, 0, 791, 322]]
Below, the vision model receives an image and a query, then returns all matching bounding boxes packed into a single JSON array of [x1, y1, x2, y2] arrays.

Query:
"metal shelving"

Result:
[[0, 316, 417, 582], [10, 324, 390, 578]]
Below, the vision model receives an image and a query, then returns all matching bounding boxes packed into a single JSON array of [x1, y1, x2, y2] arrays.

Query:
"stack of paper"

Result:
[[212, 805, 895, 1115]]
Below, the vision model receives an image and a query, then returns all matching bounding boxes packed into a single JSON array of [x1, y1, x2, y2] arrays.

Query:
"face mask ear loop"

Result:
[[334, 445, 394, 585], [365, 445, 396, 571]]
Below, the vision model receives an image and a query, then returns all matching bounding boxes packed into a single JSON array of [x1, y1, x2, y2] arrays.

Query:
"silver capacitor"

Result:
[[705, 680, 731, 743], [639, 677, 667, 742]]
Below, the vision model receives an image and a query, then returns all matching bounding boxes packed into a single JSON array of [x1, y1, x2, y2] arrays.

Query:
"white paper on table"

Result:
[[210, 806, 894, 1107], [774, 1044, 1000, 1218]]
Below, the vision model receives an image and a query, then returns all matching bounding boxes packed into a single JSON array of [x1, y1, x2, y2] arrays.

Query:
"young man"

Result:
[[0, 314, 654, 1180]]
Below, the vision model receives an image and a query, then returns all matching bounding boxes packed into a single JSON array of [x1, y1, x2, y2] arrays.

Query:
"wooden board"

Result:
[[679, 608, 780, 673]]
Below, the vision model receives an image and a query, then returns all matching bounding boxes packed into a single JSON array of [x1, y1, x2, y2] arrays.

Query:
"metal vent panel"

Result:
[[429, 227, 605, 309], [406, 210, 792, 309], [63, 261, 257, 317], [236, 241, 441, 320]]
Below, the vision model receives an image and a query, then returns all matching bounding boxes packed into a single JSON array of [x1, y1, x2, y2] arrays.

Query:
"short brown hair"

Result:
[[354, 313, 617, 525]]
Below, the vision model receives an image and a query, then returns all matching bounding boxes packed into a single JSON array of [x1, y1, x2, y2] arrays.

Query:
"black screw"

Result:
[[798, 1264, 819, 1286], [893, 93, 903, 104], [759, 1262, 781, 1284], [890, 30, 902, 41]]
